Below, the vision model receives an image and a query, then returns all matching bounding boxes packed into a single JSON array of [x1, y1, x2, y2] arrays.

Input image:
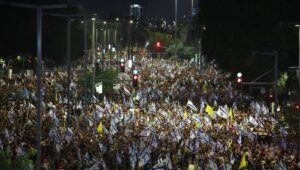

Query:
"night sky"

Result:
[[77, 0, 198, 20]]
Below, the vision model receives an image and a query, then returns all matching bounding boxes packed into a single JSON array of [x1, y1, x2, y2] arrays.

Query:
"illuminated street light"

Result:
[[237, 72, 242, 78]]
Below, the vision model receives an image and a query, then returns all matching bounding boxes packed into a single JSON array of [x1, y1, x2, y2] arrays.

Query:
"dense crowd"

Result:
[[0, 57, 299, 170]]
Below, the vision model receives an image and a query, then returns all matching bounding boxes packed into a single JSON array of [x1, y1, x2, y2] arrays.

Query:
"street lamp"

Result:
[[129, 20, 134, 60], [296, 24, 300, 87], [91, 16, 96, 98]]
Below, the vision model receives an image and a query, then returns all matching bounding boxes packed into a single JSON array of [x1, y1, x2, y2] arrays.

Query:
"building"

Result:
[[130, 4, 142, 20]]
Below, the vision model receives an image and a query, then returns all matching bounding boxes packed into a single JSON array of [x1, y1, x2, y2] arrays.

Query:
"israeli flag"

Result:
[[187, 100, 197, 111], [200, 101, 205, 113], [166, 153, 173, 169], [208, 159, 218, 170], [124, 86, 131, 96], [237, 135, 242, 144], [65, 128, 73, 141], [110, 122, 118, 136], [248, 116, 258, 126], [152, 157, 164, 170], [216, 106, 229, 119], [279, 126, 288, 136], [150, 135, 158, 148], [116, 153, 122, 165], [204, 116, 212, 126], [193, 114, 202, 125], [140, 129, 150, 138], [139, 149, 150, 167], [190, 130, 196, 139], [278, 160, 287, 170], [230, 152, 235, 165]]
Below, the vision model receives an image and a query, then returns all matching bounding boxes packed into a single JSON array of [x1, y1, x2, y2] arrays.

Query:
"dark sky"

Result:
[[77, 0, 198, 20]]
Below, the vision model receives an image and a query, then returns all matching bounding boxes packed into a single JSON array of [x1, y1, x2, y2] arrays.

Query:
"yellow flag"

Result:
[[113, 104, 117, 111], [203, 85, 207, 93], [205, 104, 214, 116], [229, 108, 233, 121], [54, 92, 58, 103], [184, 111, 188, 119], [227, 138, 232, 148], [97, 121, 103, 134], [238, 154, 247, 169], [195, 121, 200, 128]]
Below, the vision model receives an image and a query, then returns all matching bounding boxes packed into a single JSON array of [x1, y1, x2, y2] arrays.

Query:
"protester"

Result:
[[0, 57, 298, 170]]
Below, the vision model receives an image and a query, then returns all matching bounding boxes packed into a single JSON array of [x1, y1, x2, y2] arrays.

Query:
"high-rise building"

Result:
[[130, 4, 142, 20]]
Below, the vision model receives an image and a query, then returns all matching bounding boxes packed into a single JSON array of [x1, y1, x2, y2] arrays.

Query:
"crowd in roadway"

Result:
[[0, 57, 299, 170]]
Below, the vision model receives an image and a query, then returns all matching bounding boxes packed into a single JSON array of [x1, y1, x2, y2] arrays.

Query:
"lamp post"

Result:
[[91, 17, 96, 98], [297, 24, 300, 87], [115, 18, 119, 62], [83, 17, 88, 116], [129, 20, 134, 60], [174, 0, 178, 58], [191, 0, 194, 16], [175, 0, 177, 40]]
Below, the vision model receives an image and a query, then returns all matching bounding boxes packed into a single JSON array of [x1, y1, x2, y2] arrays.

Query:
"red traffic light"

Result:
[[133, 75, 138, 80], [237, 78, 242, 84], [156, 42, 161, 48], [120, 63, 125, 72]]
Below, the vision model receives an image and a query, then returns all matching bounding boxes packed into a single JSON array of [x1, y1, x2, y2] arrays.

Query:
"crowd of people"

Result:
[[0, 57, 299, 170]]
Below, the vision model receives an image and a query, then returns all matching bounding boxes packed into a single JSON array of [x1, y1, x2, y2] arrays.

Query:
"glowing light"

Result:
[[237, 72, 242, 78]]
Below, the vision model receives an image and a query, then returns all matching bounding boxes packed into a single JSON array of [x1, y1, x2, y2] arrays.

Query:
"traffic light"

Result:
[[236, 72, 242, 87], [132, 69, 139, 87], [237, 77, 242, 85], [156, 42, 161, 48], [120, 59, 125, 72]]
